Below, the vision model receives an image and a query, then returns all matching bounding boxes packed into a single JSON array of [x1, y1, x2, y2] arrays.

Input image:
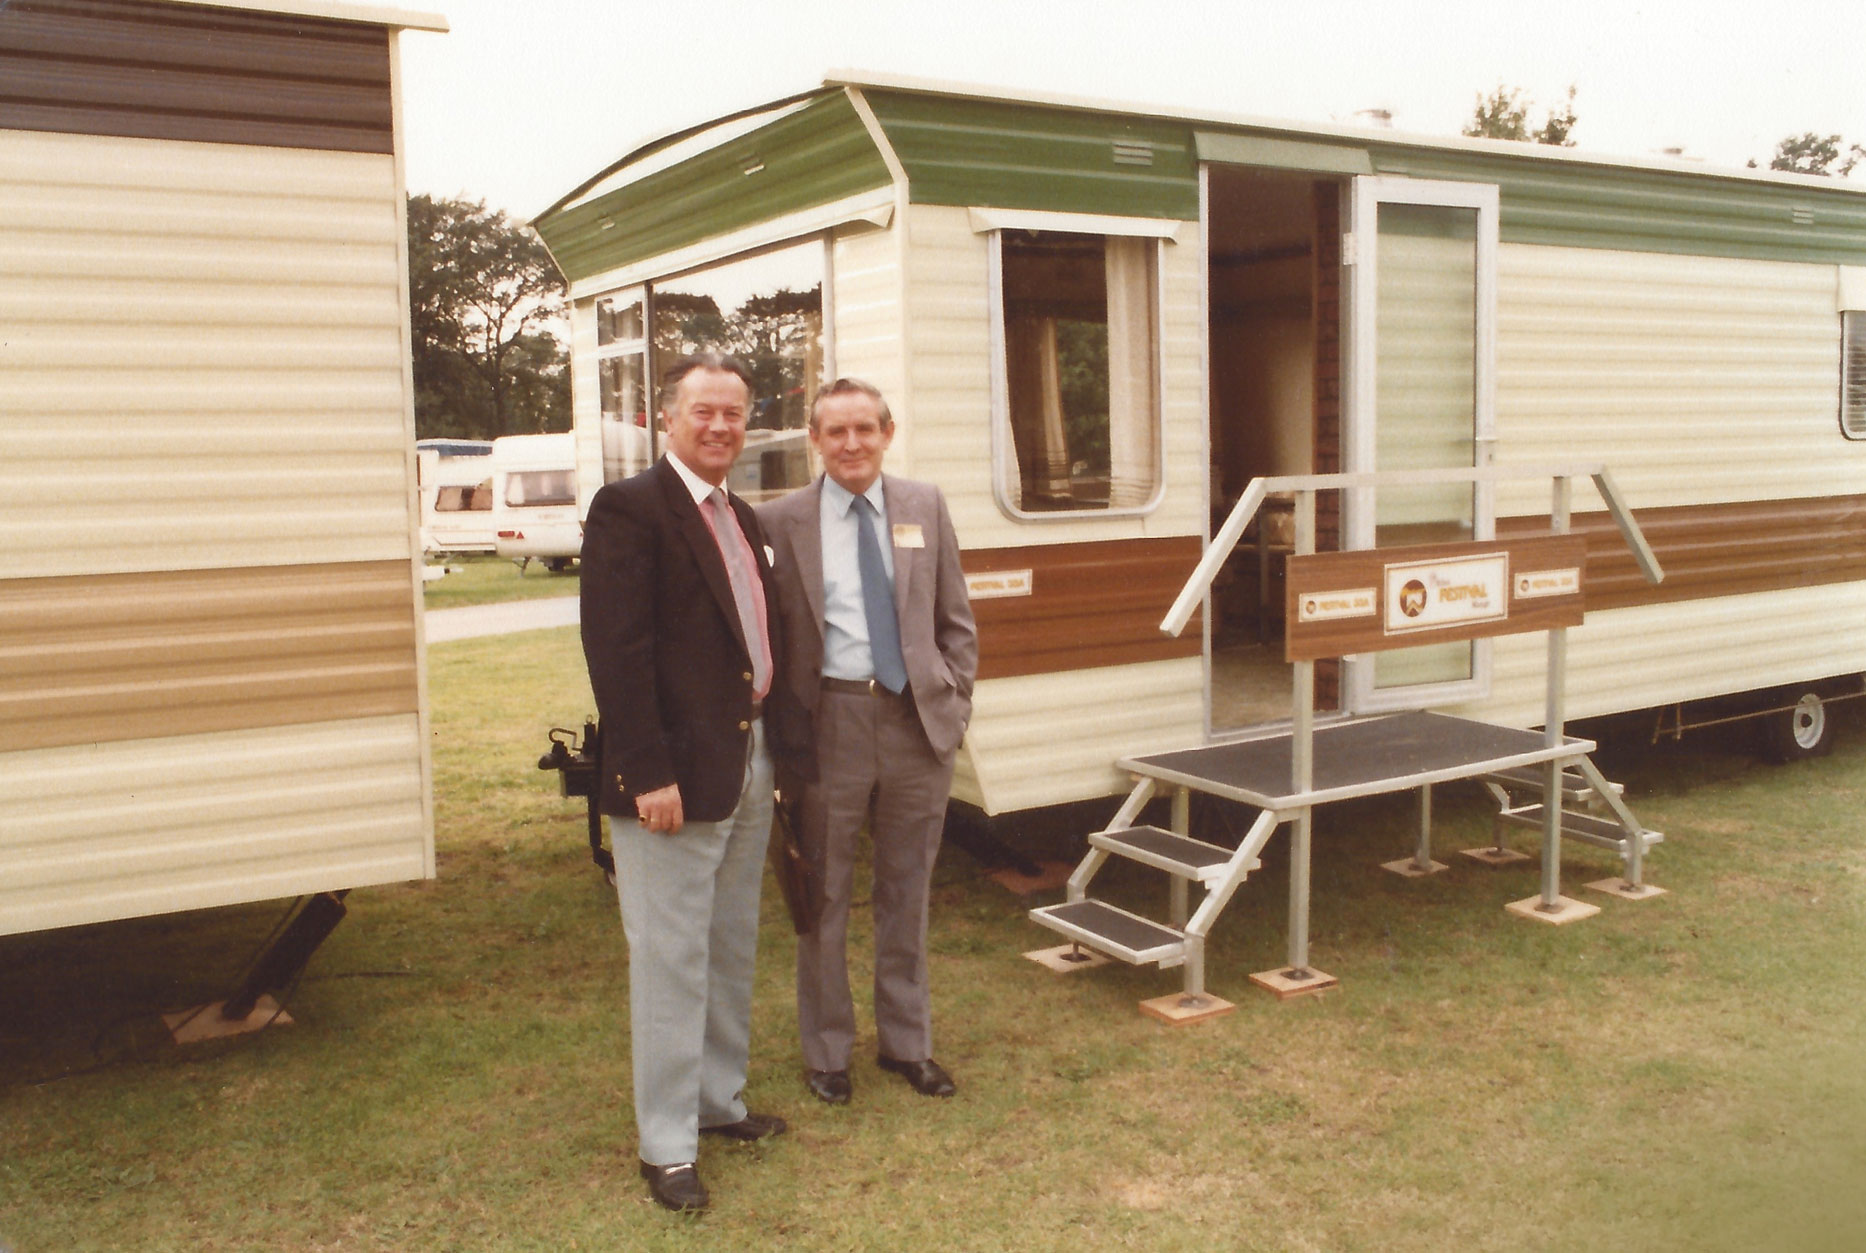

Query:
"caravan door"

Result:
[[1342, 176, 1498, 712]]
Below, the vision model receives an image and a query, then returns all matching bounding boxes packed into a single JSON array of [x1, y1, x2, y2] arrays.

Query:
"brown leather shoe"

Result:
[[877, 1055, 956, 1097], [639, 1160, 708, 1212], [698, 1111, 788, 1141], [804, 1069, 852, 1104]]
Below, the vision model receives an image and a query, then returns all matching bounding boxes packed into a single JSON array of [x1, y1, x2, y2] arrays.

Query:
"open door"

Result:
[[1342, 176, 1498, 713]]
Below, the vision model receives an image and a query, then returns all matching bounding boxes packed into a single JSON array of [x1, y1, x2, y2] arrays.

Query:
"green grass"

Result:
[[421, 554, 579, 610], [4, 634, 1865, 1251]]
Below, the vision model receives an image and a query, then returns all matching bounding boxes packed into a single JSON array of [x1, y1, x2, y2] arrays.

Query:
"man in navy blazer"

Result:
[[759, 378, 978, 1106], [580, 353, 787, 1213]]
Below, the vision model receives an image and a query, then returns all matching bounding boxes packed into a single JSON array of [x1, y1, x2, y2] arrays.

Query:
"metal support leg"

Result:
[[1414, 784, 1433, 869], [1288, 807, 1312, 974], [1170, 786, 1191, 927]]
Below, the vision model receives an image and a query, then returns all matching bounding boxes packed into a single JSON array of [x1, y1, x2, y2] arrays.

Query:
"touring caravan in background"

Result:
[[417, 442, 496, 555], [491, 431, 581, 570], [531, 72, 1866, 819], [0, 0, 444, 950]]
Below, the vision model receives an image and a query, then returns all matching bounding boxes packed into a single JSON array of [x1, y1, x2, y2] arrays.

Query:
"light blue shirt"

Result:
[[819, 476, 894, 682]]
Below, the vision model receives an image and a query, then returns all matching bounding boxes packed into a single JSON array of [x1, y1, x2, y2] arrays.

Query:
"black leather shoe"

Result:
[[877, 1055, 956, 1097], [804, 1069, 852, 1104], [698, 1111, 788, 1141], [639, 1160, 708, 1212]]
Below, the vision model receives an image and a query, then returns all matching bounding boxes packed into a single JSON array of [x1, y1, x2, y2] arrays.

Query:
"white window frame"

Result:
[[1839, 267, 1866, 440], [983, 210, 1176, 522]]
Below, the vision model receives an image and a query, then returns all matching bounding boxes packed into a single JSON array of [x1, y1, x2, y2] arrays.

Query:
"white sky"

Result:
[[398, 0, 1866, 221]]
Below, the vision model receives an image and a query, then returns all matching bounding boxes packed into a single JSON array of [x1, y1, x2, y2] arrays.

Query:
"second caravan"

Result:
[[490, 431, 581, 570]]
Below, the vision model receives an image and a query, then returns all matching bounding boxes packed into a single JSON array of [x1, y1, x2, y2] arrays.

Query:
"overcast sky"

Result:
[[398, 0, 1866, 221]]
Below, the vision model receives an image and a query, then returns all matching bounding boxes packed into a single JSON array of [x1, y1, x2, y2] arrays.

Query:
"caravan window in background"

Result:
[[505, 469, 576, 508], [650, 237, 826, 503], [1843, 311, 1865, 440], [994, 230, 1161, 515], [435, 482, 491, 512], [594, 289, 653, 483]]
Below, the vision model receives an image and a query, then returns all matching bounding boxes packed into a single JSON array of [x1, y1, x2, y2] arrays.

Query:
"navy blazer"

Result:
[[579, 457, 779, 824]]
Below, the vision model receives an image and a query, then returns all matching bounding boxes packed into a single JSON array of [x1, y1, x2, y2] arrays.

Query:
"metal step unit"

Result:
[[1086, 824, 1259, 884], [1496, 803, 1663, 856], [1027, 898, 1188, 967], [1480, 765, 1621, 810]]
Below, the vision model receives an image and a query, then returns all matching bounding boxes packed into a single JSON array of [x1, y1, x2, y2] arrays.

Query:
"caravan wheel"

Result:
[[1757, 690, 1831, 762]]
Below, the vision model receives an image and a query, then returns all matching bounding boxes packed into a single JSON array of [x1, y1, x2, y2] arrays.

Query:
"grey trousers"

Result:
[[612, 719, 773, 1166], [795, 687, 954, 1073]]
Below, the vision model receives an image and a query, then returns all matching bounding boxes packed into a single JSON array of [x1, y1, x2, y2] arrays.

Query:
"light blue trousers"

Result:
[[612, 719, 773, 1165]]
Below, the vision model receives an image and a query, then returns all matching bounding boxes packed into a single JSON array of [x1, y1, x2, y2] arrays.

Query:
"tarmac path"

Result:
[[424, 594, 580, 643]]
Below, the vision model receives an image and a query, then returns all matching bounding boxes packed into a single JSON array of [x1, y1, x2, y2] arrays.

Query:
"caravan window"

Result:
[[1843, 311, 1865, 440], [650, 238, 826, 503], [994, 230, 1161, 515], [594, 290, 653, 484], [504, 469, 576, 508], [435, 483, 491, 512]]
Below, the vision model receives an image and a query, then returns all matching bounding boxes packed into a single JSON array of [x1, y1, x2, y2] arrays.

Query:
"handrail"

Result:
[[1159, 463, 1664, 638]]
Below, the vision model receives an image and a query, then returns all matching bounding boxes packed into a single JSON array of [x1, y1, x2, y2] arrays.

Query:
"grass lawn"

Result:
[[3, 630, 1864, 1251], [421, 555, 579, 610]]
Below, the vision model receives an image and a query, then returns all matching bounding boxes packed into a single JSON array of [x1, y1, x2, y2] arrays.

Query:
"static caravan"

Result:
[[489, 430, 580, 568], [532, 73, 1866, 819], [0, 0, 446, 946]]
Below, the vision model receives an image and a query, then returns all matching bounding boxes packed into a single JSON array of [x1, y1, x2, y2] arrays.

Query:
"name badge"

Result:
[[892, 523, 925, 549]]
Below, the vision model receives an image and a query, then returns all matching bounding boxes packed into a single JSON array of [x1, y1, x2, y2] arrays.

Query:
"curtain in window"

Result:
[[1105, 236, 1156, 507], [1006, 315, 1073, 504]]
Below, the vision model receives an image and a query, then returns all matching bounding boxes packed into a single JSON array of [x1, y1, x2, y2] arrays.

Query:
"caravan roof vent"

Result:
[[1791, 205, 1815, 226], [1111, 141, 1154, 167]]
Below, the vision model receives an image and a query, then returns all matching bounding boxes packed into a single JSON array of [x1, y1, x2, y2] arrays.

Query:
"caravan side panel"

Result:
[[1455, 242, 1866, 726], [895, 204, 1210, 812], [0, 25, 432, 936]]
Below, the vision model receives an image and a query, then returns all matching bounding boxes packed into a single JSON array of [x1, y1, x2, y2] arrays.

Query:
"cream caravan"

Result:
[[0, 0, 444, 951], [490, 431, 581, 570], [532, 73, 1866, 819]]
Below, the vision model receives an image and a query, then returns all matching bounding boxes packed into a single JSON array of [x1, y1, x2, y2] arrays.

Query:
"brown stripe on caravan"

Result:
[[0, 0, 393, 153], [0, 560, 418, 754], [1498, 494, 1866, 611], [962, 537, 1204, 681]]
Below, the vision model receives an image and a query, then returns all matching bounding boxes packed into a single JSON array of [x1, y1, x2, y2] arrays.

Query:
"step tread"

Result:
[[1500, 803, 1659, 840], [1092, 824, 1236, 870], [1032, 899, 1185, 955], [1482, 766, 1619, 796]]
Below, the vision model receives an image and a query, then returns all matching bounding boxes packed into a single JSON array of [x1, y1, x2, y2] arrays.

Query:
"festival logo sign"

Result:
[[1382, 553, 1509, 635]]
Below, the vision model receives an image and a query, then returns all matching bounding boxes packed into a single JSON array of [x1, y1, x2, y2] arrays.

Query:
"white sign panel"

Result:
[[1514, 566, 1580, 599], [1296, 587, 1377, 623], [1384, 553, 1509, 635], [965, 569, 1033, 600]]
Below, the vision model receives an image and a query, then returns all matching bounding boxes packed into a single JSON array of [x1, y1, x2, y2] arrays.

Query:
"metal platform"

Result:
[[1117, 711, 1594, 811]]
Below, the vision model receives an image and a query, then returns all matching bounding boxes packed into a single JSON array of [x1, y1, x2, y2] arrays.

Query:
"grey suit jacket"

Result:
[[758, 473, 978, 782]]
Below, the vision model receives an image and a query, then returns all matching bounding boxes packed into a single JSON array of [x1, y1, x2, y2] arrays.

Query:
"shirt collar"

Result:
[[821, 474, 885, 518], [665, 451, 723, 508]]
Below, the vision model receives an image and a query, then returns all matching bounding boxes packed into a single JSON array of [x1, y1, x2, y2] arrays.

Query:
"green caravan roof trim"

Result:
[[533, 91, 892, 285], [1367, 144, 1866, 266], [1194, 132, 1373, 177], [862, 90, 1201, 221]]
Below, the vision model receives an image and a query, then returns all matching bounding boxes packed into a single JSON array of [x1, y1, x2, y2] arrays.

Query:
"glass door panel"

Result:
[[1345, 179, 1497, 709]]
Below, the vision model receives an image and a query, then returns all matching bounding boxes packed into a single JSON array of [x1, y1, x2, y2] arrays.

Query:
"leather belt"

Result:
[[821, 676, 906, 698]]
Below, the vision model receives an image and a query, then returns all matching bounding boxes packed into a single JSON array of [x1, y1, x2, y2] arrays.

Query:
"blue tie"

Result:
[[854, 495, 907, 694]]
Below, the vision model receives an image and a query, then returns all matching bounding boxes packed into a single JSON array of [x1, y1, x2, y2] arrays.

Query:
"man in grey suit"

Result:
[[581, 353, 787, 1213], [759, 377, 978, 1105]]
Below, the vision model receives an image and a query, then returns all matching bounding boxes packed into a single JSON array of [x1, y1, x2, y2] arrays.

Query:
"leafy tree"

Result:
[[1764, 132, 1863, 176], [406, 194, 568, 439], [1464, 85, 1578, 146]]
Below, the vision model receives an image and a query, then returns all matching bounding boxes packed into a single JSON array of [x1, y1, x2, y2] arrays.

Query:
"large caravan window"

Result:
[[651, 238, 826, 503], [1843, 311, 1865, 440], [995, 230, 1160, 515], [595, 289, 652, 483], [505, 469, 576, 507]]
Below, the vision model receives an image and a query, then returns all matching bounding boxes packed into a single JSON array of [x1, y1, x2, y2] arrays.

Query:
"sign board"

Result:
[[1283, 536, 1587, 662]]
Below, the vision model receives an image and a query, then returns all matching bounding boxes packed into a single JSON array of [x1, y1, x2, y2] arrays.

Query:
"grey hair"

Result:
[[808, 376, 894, 431]]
